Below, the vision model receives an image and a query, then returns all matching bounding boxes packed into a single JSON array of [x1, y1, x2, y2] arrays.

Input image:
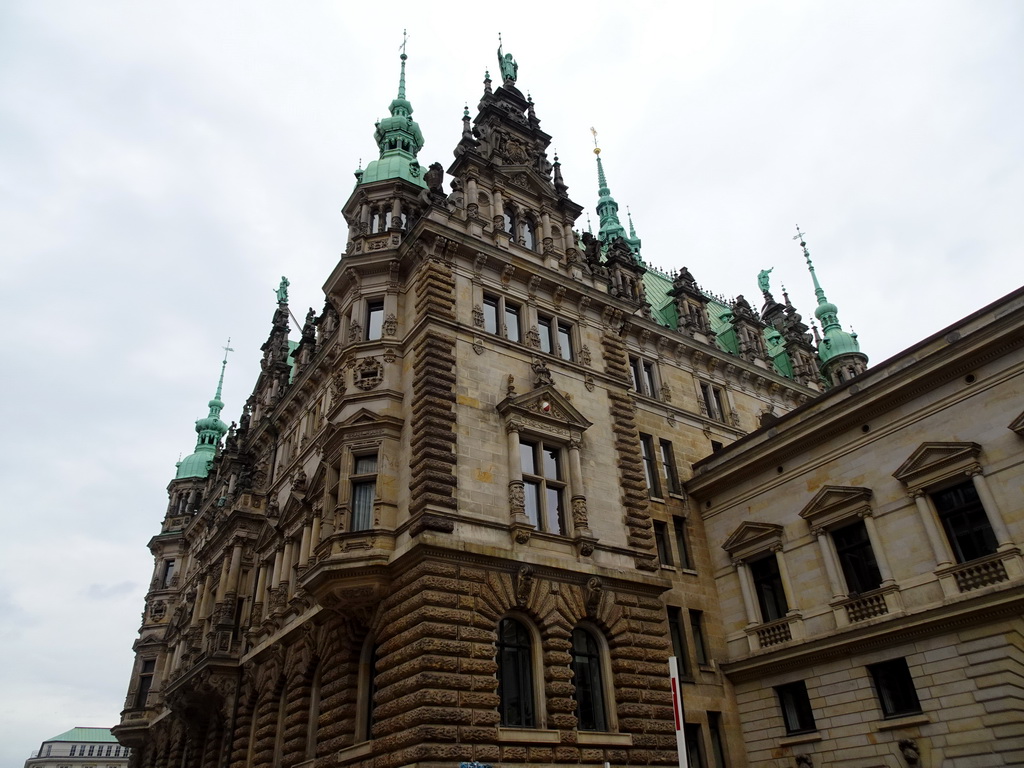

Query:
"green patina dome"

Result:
[[357, 52, 426, 189]]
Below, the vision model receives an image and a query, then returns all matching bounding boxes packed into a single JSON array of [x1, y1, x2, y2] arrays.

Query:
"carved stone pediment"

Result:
[[722, 521, 785, 561], [497, 384, 592, 433], [892, 442, 982, 492], [799, 486, 873, 528]]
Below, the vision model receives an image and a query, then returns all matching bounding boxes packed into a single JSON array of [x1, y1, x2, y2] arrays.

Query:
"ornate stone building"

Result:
[[116, 43, 1023, 768]]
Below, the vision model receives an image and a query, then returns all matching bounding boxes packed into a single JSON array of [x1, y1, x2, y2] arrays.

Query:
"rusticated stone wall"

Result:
[[408, 255, 459, 518], [601, 329, 658, 571]]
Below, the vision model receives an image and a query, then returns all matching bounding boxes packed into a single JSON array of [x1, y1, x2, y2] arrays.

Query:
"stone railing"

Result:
[[845, 592, 889, 623], [953, 556, 1008, 591], [753, 617, 792, 648], [936, 548, 1023, 598]]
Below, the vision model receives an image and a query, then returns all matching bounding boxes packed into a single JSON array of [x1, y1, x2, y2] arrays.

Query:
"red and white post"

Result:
[[669, 656, 689, 768]]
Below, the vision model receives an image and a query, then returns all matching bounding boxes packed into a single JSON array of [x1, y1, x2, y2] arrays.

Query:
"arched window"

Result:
[[523, 216, 537, 251], [497, 618, 535, 727], [503, 206, 517, 237], [571, 628, 607, 731]]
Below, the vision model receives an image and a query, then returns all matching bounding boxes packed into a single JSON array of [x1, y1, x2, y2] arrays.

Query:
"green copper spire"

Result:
[[590, 128, 641, 255], [794, 227, 862, 365], [359, 32, 426, 188], [175, 341, 233, 480]]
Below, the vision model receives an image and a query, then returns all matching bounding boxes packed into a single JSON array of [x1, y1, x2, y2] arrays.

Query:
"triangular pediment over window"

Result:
[[497, 384, 592, 433], [1009, 410, 1024, 437], [800, 486, 873, 529], [892, 442, 982, 492], [722, 521, 784, 561]]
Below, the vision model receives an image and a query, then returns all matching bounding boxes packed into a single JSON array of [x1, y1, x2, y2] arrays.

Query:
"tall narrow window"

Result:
[[689, 610, 708, 665], [135, 659, 155, 708], [350, 454, 378, 531], [707, 712, 727, 768], [497, 618, 535, 727], [365, 301, 385, 341], [570, 628, 607, 731], [538, 315, 574, 361], [640, 434, 661, 498], [520, 441, 566, 535], [673, 517, 692, 570], [684, 723, 706, 768], [700, 383, 726, 422], [357, 643, 379, 742], [776, 681, 816, 734], [868, 658, 921, 718], [667, 607, 690, 677], [932, 480, 997, 562], [654, 521, 672, 566], [661, 440, 681, 495], [629, 356, 658, 397], [523, 217, 537, 251], [70, 747, 76, 757], [538, 316, 553, 355], [832, 519, 882, 594], [161, 559, 176, 588], [503, 206, 517, 236], [750, 554, 788, 622], [556, 321, 573, 361]]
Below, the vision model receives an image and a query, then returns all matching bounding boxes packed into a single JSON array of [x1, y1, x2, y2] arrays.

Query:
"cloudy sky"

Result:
[[2, 0, 1022, 762]]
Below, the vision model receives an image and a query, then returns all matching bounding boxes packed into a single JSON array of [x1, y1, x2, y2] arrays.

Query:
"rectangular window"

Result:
[[868, 658, 922, 718], [707, 712, 727, 768], [667, 606, 690, 677], [88, 746, 95, 756], [106, 746, 112, 756], [689, 610, 708, 665], [654, 521, 672, 566], [932, 480, 997, 562], [366, 300, 385, 341], [640, 434, 661, 498], [538, 314, 574, 360], [351, 454, 378, 531], [750, 554, 788, 622], [70, 747, 76, 757], [629, 356, 659, 397], [683, 723, 706, 768], [135, 659, 156, 708], [775, 681, 816, 734], [673, 517, 693, 570], [832, 519, 882, 594], [483, 293, 521, 342], [521, 440, 566, 535], [700, 382, 727, 422], [161, 559, 175, 588], [660, 439, 681, 495]]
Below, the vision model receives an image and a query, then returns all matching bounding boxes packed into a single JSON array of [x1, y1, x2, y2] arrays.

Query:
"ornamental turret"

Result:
[[174, 343, 232, 481], [796, 227, 868, 386]]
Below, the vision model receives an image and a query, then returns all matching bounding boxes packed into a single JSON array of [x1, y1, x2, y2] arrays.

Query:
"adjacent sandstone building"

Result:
[[114, 45, 1021, 768]]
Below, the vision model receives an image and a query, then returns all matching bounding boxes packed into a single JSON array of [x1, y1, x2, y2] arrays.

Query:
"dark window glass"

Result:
[[505, 304, 521, 342], [135, 659, 156, 708], [684, 723, 706, 768], [483, 294, 521, 342], [673, 517, 692, 570], [750, 554, 788, 622], [520, 441, 566, 534], [640, 434, 661, 497], [667, 606, 690, 677], [571, 628, 607, 731], [689, 610, 708, 665], [538, 316, 553, 354], [707, 712, 727, 768], [366, 301, 385, 340], [868, 658, 922, 718], [832, 519, 882, 594], [557, 321, 573, 361], [775, 681, 816, 734], [503, 207, 516, 235], [932, 480, 997, 562], [483, 295, 499, 334], [351, 454, 378, 531], [661, 440, 681, 495], [654, 521, 671, 566], [523, 218, 536, 251], [498, 619, 535, 727]]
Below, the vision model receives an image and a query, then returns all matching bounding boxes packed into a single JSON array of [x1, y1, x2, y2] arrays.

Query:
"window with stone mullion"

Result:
[[570, 628, 607, 731], [520, 440, 566, 535]]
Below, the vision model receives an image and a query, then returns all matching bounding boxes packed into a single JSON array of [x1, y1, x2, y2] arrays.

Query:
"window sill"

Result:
[[577, 731, 633, 746], [779, 732, 821, 747], [497, 727, 560, 743], [875, 713, 930, 731], [334, 741, 373, 763]]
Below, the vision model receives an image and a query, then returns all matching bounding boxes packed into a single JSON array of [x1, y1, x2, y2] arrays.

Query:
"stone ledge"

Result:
[[779, 732, 822, 747], [874, 713, 931, 731], [497, 727, 560, 743], [577, 731, 634, 746]]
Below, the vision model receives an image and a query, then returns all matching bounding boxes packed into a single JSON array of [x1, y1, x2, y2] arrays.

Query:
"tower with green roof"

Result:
[[796, 228, 868, 385], [174, 344, 231, 481]]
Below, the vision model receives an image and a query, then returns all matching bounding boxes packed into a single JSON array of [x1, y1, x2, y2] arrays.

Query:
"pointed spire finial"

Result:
[[215, 338, 234, 401], [397, 30, 409, 99], [627, 206, 637, 239]]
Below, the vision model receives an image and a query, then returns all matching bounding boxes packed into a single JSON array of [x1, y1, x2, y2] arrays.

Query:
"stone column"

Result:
[[773, 545, 798, 614], [298, 523, 312, 569], [506, 422, 528, 525], [310, 510, 322, 553], [813, 528, 845, 600], [567, 437, 589, 531], [280, 540, 294, 599], [191, 581, 206, 628], [214, 555, 230, 605], [970, 469, 1013, 549], [226, 542, 243, 594], [734, 560, 760, 626], [912, 491, 952, 567], [861, 512, 895, 586]]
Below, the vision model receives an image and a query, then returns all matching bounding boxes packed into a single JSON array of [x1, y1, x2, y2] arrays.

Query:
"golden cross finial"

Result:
[[222, 337, 234, 361], [591, 127, 601, 155], [793, 225, 806, 243]]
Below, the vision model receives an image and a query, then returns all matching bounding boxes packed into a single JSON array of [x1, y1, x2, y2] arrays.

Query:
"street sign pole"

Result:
[[669, 656, 689, 768]]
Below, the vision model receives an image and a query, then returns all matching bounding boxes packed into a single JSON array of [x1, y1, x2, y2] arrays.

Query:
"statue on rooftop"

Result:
[[498, 36, 518, 84], [275, 276, 290, 304], [757, 267, 773, 294]]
